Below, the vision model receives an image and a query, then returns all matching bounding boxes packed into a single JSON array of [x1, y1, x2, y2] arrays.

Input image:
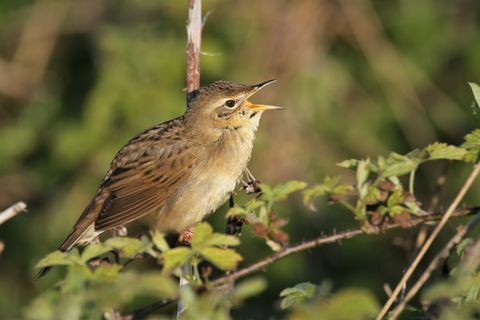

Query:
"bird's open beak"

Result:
[[246, 79, 283, 111], [245, 101, 283, 111]]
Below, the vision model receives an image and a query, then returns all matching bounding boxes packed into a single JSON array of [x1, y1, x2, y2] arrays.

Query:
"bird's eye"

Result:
[[225, 100, 236, 108]]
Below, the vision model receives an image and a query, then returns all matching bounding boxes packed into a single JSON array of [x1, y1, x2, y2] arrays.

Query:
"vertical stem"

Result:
[[178, 0, 202, 317], [409, 169, 415, 196], [186, 0, 202, 104]]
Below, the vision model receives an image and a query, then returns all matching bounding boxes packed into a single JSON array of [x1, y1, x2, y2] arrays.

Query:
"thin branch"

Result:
[[0, 201, 27, 225], [389, 210, 480, 319], [185, 0, 202, 104], [125, 207, 479, 319], [376, 164, 480, 320], [211, 207, 479, 287]]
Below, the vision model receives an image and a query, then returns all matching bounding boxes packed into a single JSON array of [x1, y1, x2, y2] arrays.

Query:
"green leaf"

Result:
[[425, 142, 467, 161], [199, 247, 242, 270], [204, 233, 240, 247], [261, 181, 307, 202], [356, 159, 370, 188], [303, 176, 348, 211], [105, 237, 147, 258], [91, 264, 122, 282], [191, 222, 213, 249], [469, 82, 480, 107], [280, 282, 318, 310], [162, 247, 192, 272], [336, 159, 360, 170], [151, 231, 170, 252], [462, 129, 480, 163], [380, 153, 418, 178], [233, 277, 267, 302], [457, 238, 472, 257], [81, 243, 112, 263], [35, 250, 78, 269], [288, 288, 379, 319]]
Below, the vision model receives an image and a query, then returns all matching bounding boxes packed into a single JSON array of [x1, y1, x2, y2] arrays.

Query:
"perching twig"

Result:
[[185, 0, 202, 104], [376, 164, 480, 320], [389, 210, 480, 319], [0, 201, 27, 225]]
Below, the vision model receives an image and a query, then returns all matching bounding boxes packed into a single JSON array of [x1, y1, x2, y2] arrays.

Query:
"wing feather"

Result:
[[94, 139, 199, 231]]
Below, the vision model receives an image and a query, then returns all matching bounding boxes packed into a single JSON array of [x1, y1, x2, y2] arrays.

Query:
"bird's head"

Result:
[[185, 80, 280, 133]]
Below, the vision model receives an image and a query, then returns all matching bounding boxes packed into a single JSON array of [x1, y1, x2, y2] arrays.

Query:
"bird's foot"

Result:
[[177, 227, 195, 247]]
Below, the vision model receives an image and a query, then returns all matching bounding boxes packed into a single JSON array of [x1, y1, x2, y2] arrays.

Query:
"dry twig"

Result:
[[0, 201, 27, 225], [389, 210, 480, 319], [376, 164, 480, 320]]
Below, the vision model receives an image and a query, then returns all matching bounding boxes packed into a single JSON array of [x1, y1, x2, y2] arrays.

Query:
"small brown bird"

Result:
[[47, 80, 279, 262]]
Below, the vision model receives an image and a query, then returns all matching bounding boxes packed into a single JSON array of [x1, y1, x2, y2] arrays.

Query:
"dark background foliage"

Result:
[[1, 0, 480, 319]]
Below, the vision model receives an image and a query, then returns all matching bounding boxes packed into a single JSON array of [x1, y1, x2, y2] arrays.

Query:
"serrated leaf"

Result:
[[337, 159, 360, 169], [199, 247, 242, 270], [380, 154, 418, 178], [151, 231, 170, 252], [105, 237, 147, 258], [280, 282, 318, 309], [462, 129, 480, 163], [425, 142, 467, 161], [81, 243, 112, 263], [35, 250, 78, 269], [191, 222, 213, 249], [261, 181, 307, 202], [162, 247, 192, 272]]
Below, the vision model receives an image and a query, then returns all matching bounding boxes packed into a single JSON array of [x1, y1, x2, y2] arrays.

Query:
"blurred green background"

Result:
[[1, 0, 480, 318]]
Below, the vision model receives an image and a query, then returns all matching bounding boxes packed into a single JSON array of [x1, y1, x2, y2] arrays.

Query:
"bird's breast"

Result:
[[154, 126, 256, 232]]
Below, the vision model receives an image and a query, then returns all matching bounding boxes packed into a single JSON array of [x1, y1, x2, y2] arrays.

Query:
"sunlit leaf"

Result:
[[81, 243, 112, 263], [191, 222, 213, 249], [105, 237, 147, 258], [261, 181, 307, 202], [425, 142, 467, 161], [162, 247, 192, 272], [199, 247, 242, 270], [36, 250, 79, 269], [469, 82, 480, 107], [151, 231, 170, 252]]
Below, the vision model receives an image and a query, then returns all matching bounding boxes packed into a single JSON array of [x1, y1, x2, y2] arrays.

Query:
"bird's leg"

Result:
[[226, 194, 245, 236], [242, 167, 262, 194], [111, 226, 127, 263], [112, 226, 128, 237]]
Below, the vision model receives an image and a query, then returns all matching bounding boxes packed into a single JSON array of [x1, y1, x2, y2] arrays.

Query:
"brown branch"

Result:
[[376, 164, 480, 320], [0, 201, 27, 225], [211, 207, 478, 287], [124, 207, 479, 319], [186, 0, 202, 104], [389, 211, 480, 319]]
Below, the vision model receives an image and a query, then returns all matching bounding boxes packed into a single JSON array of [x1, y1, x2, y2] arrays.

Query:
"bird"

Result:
[[37, 79, 280, 277]]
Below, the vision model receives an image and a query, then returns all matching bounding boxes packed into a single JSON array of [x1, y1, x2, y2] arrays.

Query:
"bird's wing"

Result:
[[93, 131, 200, 231]]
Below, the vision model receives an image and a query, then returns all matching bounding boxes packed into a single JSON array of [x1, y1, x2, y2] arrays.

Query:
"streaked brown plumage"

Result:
[[49, 80, 279, 260]]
